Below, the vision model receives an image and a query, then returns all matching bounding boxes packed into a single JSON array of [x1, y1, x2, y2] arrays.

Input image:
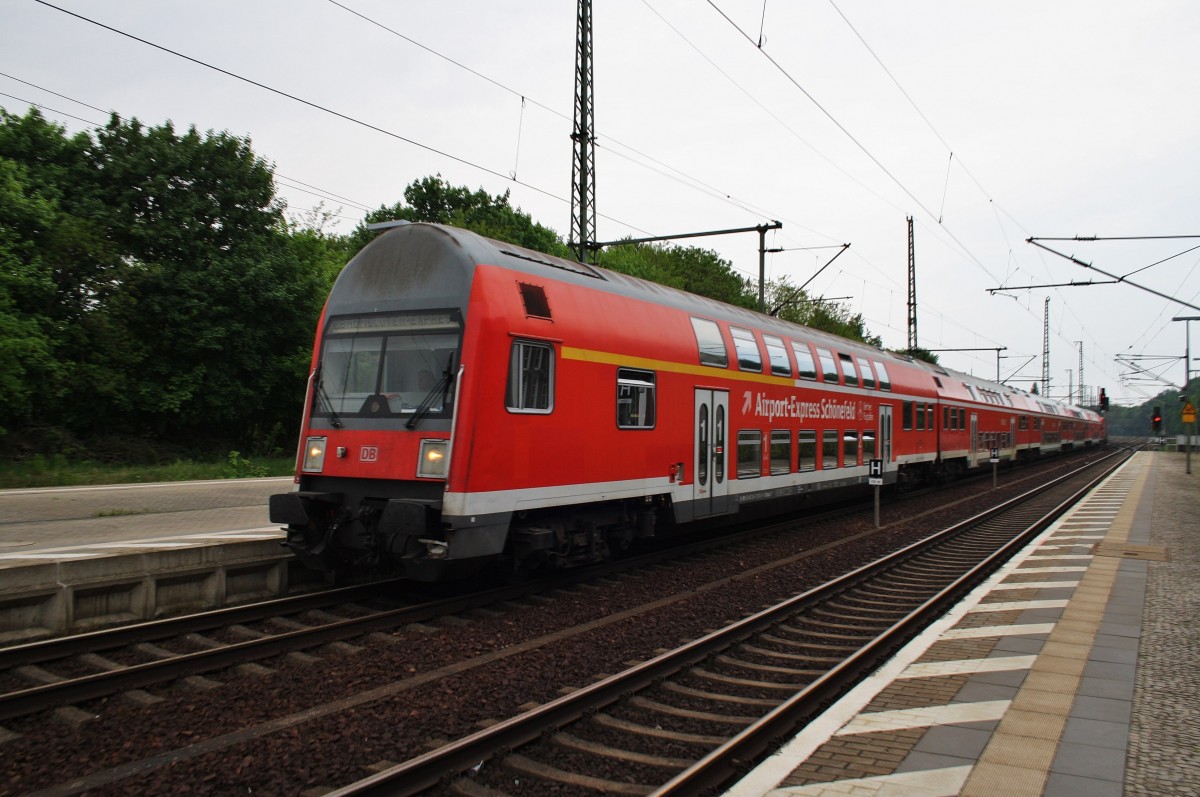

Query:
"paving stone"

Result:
[[1044, 772, 1123, 797], [1050, 740, 1125, 781]]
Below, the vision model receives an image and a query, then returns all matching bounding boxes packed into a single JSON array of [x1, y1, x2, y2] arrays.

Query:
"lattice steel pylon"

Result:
[[569, 0, 596, 263], [906, 216, 918, 355], [1077, 340, 1085, 406], [1042, 297, 1051, 398]]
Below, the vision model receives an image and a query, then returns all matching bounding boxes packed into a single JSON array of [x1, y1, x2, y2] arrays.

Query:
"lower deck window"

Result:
[[770, 430, 791, 475], [822, 430, 839, 469], [844, 430, 859, 466], [738, 430, 762, 478], [798, 430, 817, 472]]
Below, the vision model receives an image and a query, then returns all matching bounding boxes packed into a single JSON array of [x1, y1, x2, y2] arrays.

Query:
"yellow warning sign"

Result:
[[1183, 402, 1197, 424]]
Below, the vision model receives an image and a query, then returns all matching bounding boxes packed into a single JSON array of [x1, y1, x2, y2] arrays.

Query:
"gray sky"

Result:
[[5, 0, 1199, 407]]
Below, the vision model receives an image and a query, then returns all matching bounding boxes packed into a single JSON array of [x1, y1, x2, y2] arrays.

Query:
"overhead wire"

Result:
[[29, 0, 653, 238], [0, 91, 100, 126], [22, 1, 1167, 401], [816, 1, 1152, 396], [326, 0, 850, 247], [325, 0, 909, 292], [0, 72, 378, 223]]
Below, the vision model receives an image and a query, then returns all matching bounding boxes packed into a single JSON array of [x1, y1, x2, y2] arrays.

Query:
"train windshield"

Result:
[[314, 312, 461, 421]]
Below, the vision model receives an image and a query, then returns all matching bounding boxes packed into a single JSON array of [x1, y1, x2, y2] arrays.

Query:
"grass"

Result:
[[0, 452, 296, 490]]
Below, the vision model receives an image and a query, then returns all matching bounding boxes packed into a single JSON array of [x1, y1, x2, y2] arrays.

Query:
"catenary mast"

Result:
[[569, 0, 596, 262]]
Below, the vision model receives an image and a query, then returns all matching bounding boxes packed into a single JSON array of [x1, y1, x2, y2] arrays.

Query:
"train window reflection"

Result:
[[763, 335, 791, 377], [839, 353, 859, 387], [798, 430, 817, 471], [730, 327, 763, 372], [616, 368, 656, 429], [691, 318, 728, 368], [792, 343, 818, 380], [317, 313, 460, 420], [816, 348, 839, 383], [737, 430, 762, 478], [506, 340, 554, 413], [822, 430, 839, 469], [770, 430, 791, 474]]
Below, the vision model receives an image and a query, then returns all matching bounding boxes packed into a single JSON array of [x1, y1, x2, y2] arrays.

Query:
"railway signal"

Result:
[[1152, 406, 1163, 434]]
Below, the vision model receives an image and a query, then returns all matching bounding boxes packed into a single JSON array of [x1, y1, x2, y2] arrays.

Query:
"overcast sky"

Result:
[[5, 0, 1199, 407]]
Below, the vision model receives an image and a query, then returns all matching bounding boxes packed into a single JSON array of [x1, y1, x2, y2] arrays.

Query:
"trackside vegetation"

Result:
[[0, 107, 897, 486]]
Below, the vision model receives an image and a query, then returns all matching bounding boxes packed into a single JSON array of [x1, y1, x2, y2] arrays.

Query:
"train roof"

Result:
[[346, 223, 1099, 422]]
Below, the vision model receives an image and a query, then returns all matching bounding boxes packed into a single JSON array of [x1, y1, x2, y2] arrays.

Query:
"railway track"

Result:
[[0, 452, 999, 724], [330, 447, 1130, 796], [1, 448, 1119, 795], [0, 500, 872, 723]]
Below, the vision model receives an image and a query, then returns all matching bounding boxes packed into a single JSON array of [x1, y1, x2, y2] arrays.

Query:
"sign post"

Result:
[[1172, 315, 1198, 475], [868, 459, 883, 528], [989, 447, 1000, 489], [1184, 402, 1196, 475]]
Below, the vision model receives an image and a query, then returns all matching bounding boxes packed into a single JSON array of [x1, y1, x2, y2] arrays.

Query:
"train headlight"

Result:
[[418, 439, 449, 479], [302, 436, 327, 473]]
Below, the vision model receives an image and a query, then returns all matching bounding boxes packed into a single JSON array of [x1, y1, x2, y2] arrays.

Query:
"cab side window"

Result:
[[616, 368, 656, 429], [506, 340, 554, 412]]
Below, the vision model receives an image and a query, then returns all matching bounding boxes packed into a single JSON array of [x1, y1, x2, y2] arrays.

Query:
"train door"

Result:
[[879, 405, 894, 477], [694, 389, 729, 517], [970, 413, 979, 464]]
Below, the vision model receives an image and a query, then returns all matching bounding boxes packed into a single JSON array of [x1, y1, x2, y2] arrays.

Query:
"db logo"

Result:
[[360, 446, 379, 462]]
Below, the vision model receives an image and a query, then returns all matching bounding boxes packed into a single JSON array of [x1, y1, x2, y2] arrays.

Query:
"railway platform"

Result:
[[724, 450, 1198, 797], [0, 478, 302, 641]]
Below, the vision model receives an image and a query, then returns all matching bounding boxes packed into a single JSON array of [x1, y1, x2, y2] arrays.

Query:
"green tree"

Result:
[[764, 276, 881, 346], [350, 175, 570, 257], [598, 242, 754, 309], [0, 108, 331, 455], [885, 346, 940, 365], [0, 157, 58, 434], [80, 115, 326, 444], [0, 109, 112, 437]]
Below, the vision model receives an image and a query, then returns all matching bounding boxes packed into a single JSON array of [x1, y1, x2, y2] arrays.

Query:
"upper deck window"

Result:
[[873, 361, 891, 390], [730, 327, 763, 372], [762, 335, 791, 377], [839, 353, 859, 387], [691, 317, 728, 367], [816, 347, 839, 383], [857, 357, 876, 389], [792, 342, 818, 380]]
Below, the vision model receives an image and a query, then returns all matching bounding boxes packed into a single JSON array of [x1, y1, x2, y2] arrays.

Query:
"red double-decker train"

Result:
[[269, 223, 1105, 581]]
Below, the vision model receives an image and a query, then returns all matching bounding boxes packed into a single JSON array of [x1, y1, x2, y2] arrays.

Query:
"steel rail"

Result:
[[327, 447, 1129, 797], [650, 447, 1130, 795], [0, 580, 402, 670], [0, 499, 881, 721]]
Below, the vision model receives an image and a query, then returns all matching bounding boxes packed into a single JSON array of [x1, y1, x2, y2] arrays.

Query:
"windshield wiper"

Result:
[[314, 368, 343, 428], [406, 353, 456, 430]]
